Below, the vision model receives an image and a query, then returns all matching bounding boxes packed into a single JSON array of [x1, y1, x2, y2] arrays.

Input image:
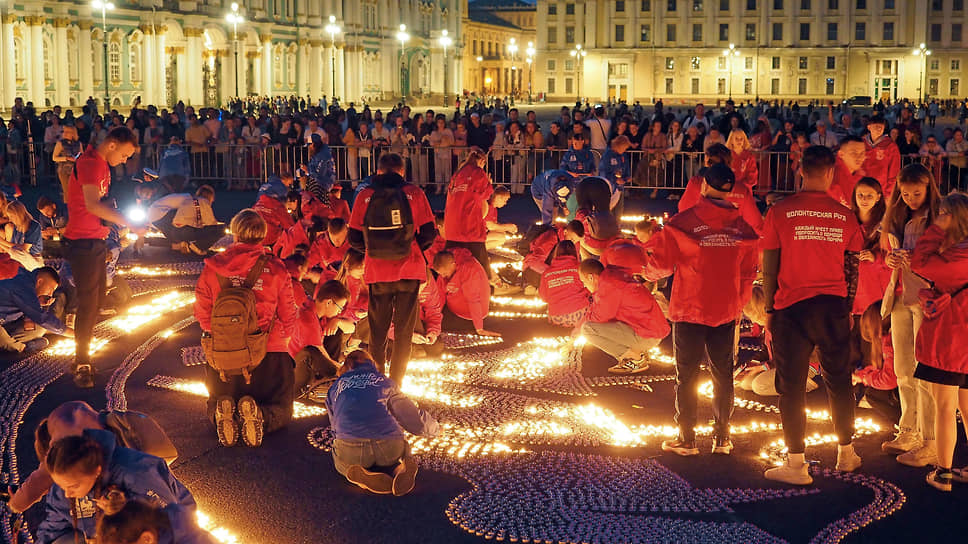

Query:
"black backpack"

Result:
[[363, 174, 415, 260]]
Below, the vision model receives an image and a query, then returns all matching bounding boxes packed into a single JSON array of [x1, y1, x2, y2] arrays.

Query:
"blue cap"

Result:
[[258, 177, 288, 200]]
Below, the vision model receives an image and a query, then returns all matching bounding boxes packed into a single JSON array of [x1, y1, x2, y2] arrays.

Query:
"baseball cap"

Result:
[[699, 162, 736, 192]]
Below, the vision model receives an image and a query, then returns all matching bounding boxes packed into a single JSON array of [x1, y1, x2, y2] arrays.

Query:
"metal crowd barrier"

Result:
[[5, 141, 965, 195]]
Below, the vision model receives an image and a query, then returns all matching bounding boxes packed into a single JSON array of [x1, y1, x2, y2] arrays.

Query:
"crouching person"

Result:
[[326, 350, 439, 496], [0, 266, 73, 354], [36, 431, 201, 544], [98, 498, 217, 544], [289, 280, 351, 396], [578, 259, 670, 374], [194, 209, 298, 448]]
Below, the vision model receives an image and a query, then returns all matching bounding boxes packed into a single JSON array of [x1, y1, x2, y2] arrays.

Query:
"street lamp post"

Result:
[[92, 0, 114, 111], [325, 15, 341, 99], [476, 55, 484, 98], [569, 44, 586, 104], [913, 42, 932, 103], [508, 38, 518, 104], [439, 29, 452, 108], [525, 41, 535, 104], [722, 43, 739, 100], [396, 24, 410, 105], [225, 2, 244, 99]]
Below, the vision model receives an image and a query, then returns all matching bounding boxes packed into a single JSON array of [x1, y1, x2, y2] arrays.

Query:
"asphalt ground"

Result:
[[2, 190, 968, 544]]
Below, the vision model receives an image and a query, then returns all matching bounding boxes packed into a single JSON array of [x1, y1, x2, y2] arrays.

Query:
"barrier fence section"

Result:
[[5, 142, 966, 196]]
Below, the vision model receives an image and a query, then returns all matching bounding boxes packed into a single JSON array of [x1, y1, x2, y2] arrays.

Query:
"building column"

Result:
[[53, 18, 70, 107], [185, 28, 204, 106], [77, 21, 93, 104], [260, 35, 272, 96], [140, 25, 155, 106], [309, 39, 323, 101], [173, 47, 188, 105], [250, 51, 261, 96], [336, 45, 346, 101], [297, 39, 308, 96], [220, 49, 233, 104], [1, 14, 17, 108], [27, 16, 45, 106]]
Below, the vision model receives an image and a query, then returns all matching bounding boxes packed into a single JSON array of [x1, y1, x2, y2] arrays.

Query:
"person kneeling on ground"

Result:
[[36, 431, 201, 544], [577, 259, 670, 374], [326, 350, 439, 496], [289, 279, 351, 397], [147, 185, 223, 255], [432, 249, 500, 337], [538, 240, 590, 328], [484, 186, 518, 251], [0, 266, 73, 354]]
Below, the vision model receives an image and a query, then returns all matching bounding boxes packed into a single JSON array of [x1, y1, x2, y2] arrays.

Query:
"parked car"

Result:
[[843, 96, 872, 106]]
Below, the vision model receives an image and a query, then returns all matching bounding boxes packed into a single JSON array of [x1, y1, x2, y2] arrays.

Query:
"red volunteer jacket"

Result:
[[253, 194, 295, 247], [854, 336, 897, 390], [586, 267, 670, 340], [829, 156, 863, 207], [679, 175, 763, 232], [441, 248, 490, 330], [274, 220, 310, 259], [522, 227, 562, 274], [300, 193, 351, 223], [913, 225, 968, 374], [732, 150, 758, 192], [338, 275, 369, 324], [600, 240, 648, 273], [287, 300, 323, 358], [863, 135, 901, 197], [418, 273, 444, 337], [854, 224, 892, 315], [444, 164, 493, 243], [424, 235, 447, 265], [538, 254, 591, 318], [306, 233, 350, 270], [195, 243, 297, 353], [643, 197, 759, 327]]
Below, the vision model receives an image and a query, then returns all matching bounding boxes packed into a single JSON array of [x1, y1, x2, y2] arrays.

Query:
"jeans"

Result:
[[772, 295, 855, 453], [580, 320, 661, 360], [368, 280, 420, 384], [673, 321, 738, 442], [332, 437, 408, 477], [891, 298, 935, 439], [205, 351, 295, 434], [444, 240, 492, 280], [0, 318, 47, 352], [64, 238, 107, 369]]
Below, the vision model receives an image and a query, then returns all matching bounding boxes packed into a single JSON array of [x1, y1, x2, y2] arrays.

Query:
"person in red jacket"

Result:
[[577, 259, 670, 374], [910, 193, 968, 491], [862, 116, 901, 197], [194, 209, 299, 447], [678, 144, 763, 232], [485, 186, 517, 250], [410, 268, 445, 358], [325, 185, 352, 223], [829, 136, 867, 207], [253, 178, 295, 247], [288, 280, 351, 396], [762, 146, 864, 485], [852, 303, 899, 426], [424, 215, 448, 265], [538, 241, 590, 328], [283, 254, 310, 307], [348, 154, 437, 384], [522, 220, 584, 289], [306, 217, 350, 270], [333, 249, 369, 344], [640, 163, 759, 456], [849, 178, 892, 316], [444, 148, 493, 277], [432, 248, 499, 336]]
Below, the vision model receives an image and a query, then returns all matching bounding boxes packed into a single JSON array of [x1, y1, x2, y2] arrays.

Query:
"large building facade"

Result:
[[0, 0, 463, 110], [462, 0, 537, 98], [535, 0, 968, 103]]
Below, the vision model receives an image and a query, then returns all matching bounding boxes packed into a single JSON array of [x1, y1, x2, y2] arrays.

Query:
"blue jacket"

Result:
[[0, 268, 64, 334], [597, 149, 630, 192], [530, 170, 574, 225], [159, 145, 191, 179], [36, 430, 203, 544], [307, 145, 336, 196], [559, 148, 595, 175], [325, 362, 439, 441]]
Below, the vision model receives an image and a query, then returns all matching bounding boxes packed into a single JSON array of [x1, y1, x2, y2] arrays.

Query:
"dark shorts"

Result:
[[914, 362, 968, 389]]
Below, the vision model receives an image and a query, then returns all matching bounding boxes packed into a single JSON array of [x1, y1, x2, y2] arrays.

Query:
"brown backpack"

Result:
[[101, 410, 178, 465], [200, 255, 270, 384]]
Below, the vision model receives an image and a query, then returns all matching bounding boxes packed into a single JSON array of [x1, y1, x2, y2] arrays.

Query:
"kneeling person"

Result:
[[432, 249, 499, 337], [289, 280, 352, 395]]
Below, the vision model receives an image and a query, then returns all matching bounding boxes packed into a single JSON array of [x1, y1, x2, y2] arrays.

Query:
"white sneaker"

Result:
[[523, 285, 538, 296], [608, 355, 650, 375], [897, 441, 938, 468], [881, 429, 921, 454], [765, 462, 813, 485], [836, 447, 862, 472]]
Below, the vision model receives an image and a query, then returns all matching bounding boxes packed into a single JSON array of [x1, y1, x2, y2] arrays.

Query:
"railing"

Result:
[[5, 141, 966, 196]]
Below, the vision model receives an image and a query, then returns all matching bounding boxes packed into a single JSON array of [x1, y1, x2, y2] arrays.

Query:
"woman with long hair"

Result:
[[879, 163, 943, 466], [1, 200, 44, 270], [726, 128, 758, 192], [852, 303, 900, 427], [850, 177, 891, 315]]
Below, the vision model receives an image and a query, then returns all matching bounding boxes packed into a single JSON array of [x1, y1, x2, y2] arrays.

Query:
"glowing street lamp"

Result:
[[525, 41, 535, 104], [721, 43, 740, 99], [569, 44, 586, 103], [913, 42, 932, 103], [325, 15, 341, 99], [476, 55, 484, 97], [439, 29, 453, 107], [225, 2, 245, 99], [91, 0, 115, 111], [396, 24, 410, 104]]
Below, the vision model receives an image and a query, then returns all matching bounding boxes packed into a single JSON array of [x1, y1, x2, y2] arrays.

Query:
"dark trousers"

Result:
[[368, 280, 420, 384], [205, 351, 295, 434], [522, 268, 542, 289], [153, 209, 224, 251], [65, 238, 107, 368], [442, 306, 476, 333], [445, 240, 492, 279], [772, 295, 855, 453], [294, 344, 340, 395], [673, 320, 738, 442]]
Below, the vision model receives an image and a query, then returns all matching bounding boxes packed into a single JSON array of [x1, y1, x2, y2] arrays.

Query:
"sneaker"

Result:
[[881, 429, 921, 454], [237, 396, 264, 447], [765, 462, 814, 485], [214, 397, 239, 447], [897, 442, 938, 467], [712, 437, 734, 455], [23, 338, 49, 355], [392, 455, 419, 497], [523, 285, 538, 296], [608, 355, 650, 375], [73, 364, 95, 389], [661, 437, 700, 457], [188, 242, 208, 256], [346, 465, 394, 494], [926, 468, 953, 492], [836, 448, 862, 472], [951, 466, 968, 483]]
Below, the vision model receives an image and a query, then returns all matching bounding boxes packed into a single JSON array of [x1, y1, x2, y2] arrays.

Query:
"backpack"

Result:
[[362, 178, 415, 260], [101, 410, 178, 465], [200, 255, 270, 384]]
